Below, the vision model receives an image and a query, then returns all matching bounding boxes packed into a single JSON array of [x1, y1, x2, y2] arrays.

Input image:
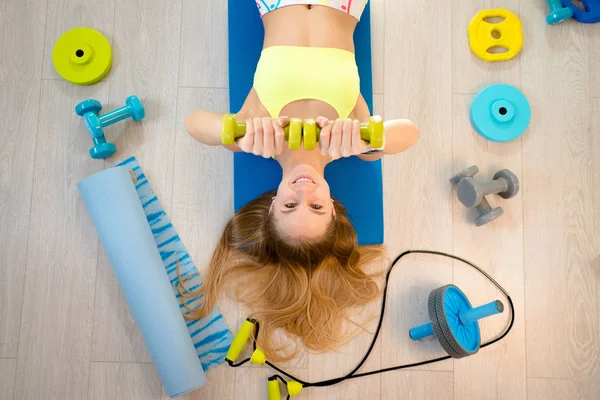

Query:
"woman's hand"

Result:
[[237, 117, 290, 158], [316, 117, 371, 159]]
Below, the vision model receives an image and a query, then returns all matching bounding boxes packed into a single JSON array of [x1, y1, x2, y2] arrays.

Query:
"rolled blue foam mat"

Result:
[[78, 157, 233, 397]]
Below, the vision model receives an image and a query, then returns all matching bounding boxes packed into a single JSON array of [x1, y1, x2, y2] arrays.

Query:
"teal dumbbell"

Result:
[[75, 95, 145, 159], [546, 0, 573, 24]]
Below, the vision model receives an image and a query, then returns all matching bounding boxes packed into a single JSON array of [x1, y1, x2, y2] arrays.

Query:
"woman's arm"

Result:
[[349, 95, 420, 161], [184, 110, 226, 147], [382, 118, 420, 155], [357, 119, 420, 161]]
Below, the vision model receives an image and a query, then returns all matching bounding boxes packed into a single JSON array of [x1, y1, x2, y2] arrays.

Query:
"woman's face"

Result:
[[271, 165, 336, 239]]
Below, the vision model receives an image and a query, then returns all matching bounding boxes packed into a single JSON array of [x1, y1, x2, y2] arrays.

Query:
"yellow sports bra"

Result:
[[253, 46, 360, 118]]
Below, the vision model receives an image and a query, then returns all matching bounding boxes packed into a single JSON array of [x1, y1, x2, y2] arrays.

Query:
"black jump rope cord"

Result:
[[227, 250, 515, 389]]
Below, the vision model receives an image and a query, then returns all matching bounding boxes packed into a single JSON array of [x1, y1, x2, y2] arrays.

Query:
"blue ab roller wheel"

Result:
[[410, 285, 504, 358], [470, 84, 531, 143]]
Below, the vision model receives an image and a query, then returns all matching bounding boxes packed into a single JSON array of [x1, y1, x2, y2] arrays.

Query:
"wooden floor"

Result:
[[1, 0, 599, 399]]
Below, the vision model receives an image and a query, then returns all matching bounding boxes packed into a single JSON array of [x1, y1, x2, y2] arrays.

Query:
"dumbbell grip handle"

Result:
[[459, 300, 504, 324], [479, 179, 508, 196], [409, 323, 434, 341], [98, 105, 134, 127]]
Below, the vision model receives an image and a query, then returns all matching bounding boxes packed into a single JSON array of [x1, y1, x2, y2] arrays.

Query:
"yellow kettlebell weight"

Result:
[[52, 27, 113, 85], [468, 9, 523, 62]]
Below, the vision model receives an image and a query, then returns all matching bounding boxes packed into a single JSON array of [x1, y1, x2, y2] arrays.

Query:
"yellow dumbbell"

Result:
[[302, 116, 384, 151], [222, 114, 384, 151], [221, 114, 303, 150]]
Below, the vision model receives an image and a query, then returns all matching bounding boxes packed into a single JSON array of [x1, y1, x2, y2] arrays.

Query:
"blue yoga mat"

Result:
[[79, 157, 233, 398], [228, 1, 384, 245]]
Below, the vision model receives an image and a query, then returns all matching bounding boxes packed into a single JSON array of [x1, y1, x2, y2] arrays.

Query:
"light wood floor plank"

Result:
[[0, 359, 17, 400], [451, 94, 526, 400], [520, 0, 599, 380], [452, 0, 521, 94], [91, 0, 182, 363], [527, 377, 588, 400], [42, 0, 116, 80], [179, 0, 228, 88], [371, 0, 384, 95], [381, 0, 454, 374], [381, 371, 453, 400], [591, 25, 600, 97], [14, 80, 108, 400], [0, 0, 46, 358], [88, 362, 161, 400], [171, 88, 234, 296], [594, 98, 600, 257]]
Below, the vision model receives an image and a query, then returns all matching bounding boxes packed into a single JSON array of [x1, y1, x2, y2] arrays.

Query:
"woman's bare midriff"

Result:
[[262, 5, 357, 52], [237, 5, 369, 122]]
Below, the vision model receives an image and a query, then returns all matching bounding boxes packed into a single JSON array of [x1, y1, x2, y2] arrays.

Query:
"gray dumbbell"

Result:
[[450, 166, 520, 226]]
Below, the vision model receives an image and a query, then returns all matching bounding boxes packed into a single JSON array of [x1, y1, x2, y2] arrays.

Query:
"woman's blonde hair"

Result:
[[178, 191, 384, 361]]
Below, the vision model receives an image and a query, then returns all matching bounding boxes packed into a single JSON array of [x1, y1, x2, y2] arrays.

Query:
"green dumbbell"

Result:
[[221, 114, 384, 150], [221, 114, 303, 150], [302, 116, 384, 151]]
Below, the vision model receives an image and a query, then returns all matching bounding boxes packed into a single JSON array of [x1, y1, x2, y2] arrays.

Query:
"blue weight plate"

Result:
[[471, 84, 531, 143]]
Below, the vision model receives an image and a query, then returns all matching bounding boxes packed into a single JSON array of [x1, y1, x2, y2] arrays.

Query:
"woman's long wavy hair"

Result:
[[177, 191, 385, 361]]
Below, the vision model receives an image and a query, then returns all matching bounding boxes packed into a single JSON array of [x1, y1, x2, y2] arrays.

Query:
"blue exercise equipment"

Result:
[[546, 0, 573, 24], [561, 0, 600, 23], [470, 84, 531, 143], [409, 285, 504, 358], [75, 95, 145, 159], [227, 0, 383, 245]]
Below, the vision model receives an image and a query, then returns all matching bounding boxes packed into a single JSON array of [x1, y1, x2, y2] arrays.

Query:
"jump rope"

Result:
[[224, 250, 515, 399]]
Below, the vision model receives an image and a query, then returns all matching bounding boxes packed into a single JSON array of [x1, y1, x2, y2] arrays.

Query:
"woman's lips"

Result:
[[292, 174, 316, 184]]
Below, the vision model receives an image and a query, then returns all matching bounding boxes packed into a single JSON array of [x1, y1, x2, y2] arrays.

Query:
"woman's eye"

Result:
[[311, 204, 322, 210], [285, 203, 297, 209]]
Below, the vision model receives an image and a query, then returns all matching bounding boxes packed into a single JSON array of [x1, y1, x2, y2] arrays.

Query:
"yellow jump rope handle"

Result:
[[225, 318, 255, 362], [221, 114, 384, 150], [267, 378, 281, 400]]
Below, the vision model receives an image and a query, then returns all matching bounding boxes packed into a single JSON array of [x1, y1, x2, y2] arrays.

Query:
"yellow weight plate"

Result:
[[288, 118, 303, 150], [303, 119, 317, 150], [52, 27, 112, 85], [468, 8, 523, 62]]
